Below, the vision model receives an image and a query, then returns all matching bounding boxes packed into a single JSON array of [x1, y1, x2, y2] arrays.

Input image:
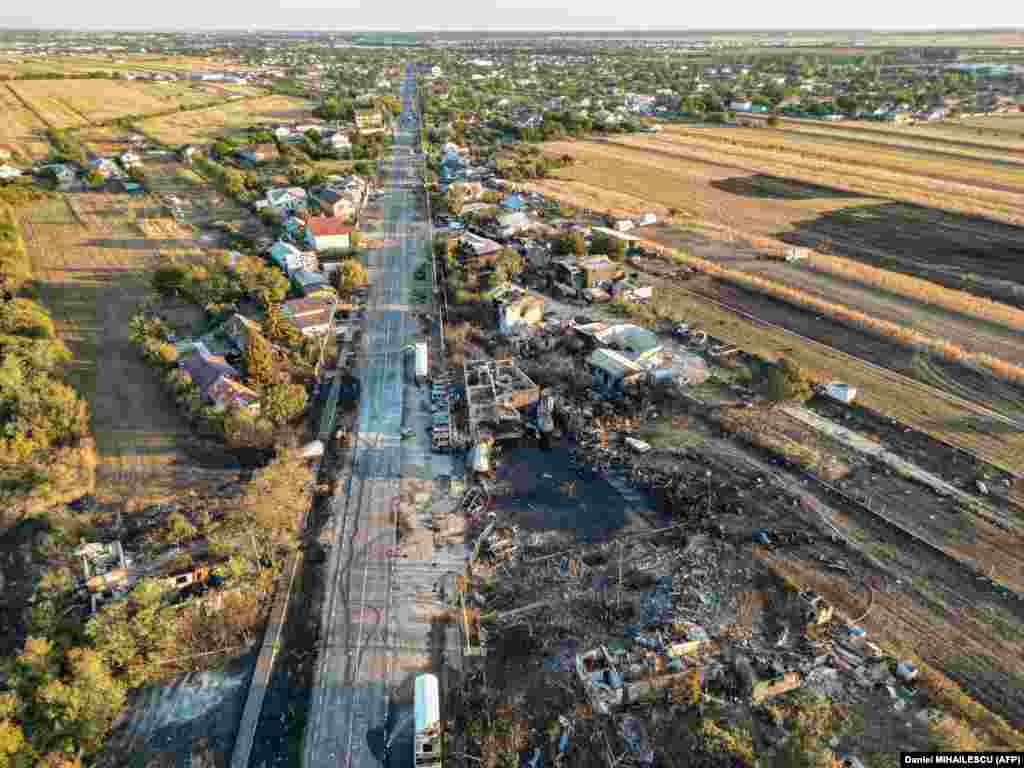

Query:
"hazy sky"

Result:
[[0, 0, 1021, 31]]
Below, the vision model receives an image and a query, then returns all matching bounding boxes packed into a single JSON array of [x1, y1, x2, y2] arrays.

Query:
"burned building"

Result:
[[464, 359, 540, 440]]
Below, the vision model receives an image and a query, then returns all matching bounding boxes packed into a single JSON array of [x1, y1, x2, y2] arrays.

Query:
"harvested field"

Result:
[[668, 124, 1024, 194], [0, 54, 255, 78], [538, 135, 1024, 306], [138, 95, 314, 146], [775, 116, 1024, 159], [0, 85, 51, 159], [7, 79, 244, 129], [636, 129, 1024, 225], [742, 260, 1024, 368], [16, 175, 214, 481]]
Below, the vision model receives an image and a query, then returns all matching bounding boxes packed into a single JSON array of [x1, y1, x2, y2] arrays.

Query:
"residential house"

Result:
[[492, 286, 544, 336], [119, 151, 141, 168], [180, 145, 199, 163], [314, 186, 361, 220], [324, 132, 351, 152], [236, 143, 279, 164], [266, 186, 307, 214], [458, 232, 503, 267], [269, 241, 305, 275], [305, 217, 353, 251], [292, 269, 330, 297], [273, 126, 293, 140], [207, 376, 260, 412], [178, 351, 241, 401], [280, 298, 333, 337], [500, 194, 527, 212], [87, 158, 120, 179], [0, 165, 22, 180]]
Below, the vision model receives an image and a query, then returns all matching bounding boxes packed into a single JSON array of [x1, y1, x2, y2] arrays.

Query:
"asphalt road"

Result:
[[303, 70, 451, 768]]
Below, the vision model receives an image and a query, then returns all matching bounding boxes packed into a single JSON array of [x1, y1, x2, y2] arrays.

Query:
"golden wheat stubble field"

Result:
[[774, 116, 1024, 161], [137, 95, 314, 145], [18, 190, 199, 480], [6, 79, 249, 129], [540, 129, 1024, 296], [0, 84, 51, 160]]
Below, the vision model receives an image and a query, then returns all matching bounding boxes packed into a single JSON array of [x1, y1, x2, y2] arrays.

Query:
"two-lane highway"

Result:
[[303, 71, 426, 768]]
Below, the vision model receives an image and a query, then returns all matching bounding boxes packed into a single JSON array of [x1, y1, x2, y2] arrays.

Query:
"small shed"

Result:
[[823, 382, 857, 404]]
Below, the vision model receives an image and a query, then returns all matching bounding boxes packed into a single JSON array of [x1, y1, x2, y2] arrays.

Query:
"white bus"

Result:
[[414, 673, 443, 767]]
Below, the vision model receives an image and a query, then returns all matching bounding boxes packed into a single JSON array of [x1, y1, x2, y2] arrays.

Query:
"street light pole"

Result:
[[706, 470, 712, 517]]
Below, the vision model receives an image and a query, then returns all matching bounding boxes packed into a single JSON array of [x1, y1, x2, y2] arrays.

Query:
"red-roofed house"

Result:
[[305, 217, 353, 251]]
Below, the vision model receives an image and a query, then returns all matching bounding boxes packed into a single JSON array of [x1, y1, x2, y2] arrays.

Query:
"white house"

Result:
[[305, 216, 353, 251], [0, 165, 22, 180]]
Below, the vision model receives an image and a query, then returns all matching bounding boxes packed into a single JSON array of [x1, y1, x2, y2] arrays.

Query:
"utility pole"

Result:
[[617, 540, 624, 610], [706, 470, 712, 516]]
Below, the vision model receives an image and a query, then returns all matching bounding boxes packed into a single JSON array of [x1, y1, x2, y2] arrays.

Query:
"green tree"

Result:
[[164, 512, 197, 548], [152, 265, 189, 297], [84, 172, 105, 188], [245, 331, 276, 390], [223, 405, 275, 449], [85, 580, 173, 690], [761, 357, 812, 403], [335, 259, 369, 298], [261, 381, 308, 425]]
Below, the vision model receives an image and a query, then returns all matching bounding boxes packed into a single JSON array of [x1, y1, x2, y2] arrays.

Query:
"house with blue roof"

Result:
[[500, 194, 526, 211]]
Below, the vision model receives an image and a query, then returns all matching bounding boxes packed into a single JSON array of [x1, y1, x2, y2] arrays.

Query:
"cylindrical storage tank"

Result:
[[415, 342, 429, 380]]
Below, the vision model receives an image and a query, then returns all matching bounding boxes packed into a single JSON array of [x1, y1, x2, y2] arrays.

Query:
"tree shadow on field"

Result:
[[711, 173, 863, 201], [775, 200, 1024, 288]]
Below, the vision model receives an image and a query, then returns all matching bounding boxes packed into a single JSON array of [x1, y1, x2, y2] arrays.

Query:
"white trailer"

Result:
[[414, 341, 429, 381], [414, 673, 443, 767]]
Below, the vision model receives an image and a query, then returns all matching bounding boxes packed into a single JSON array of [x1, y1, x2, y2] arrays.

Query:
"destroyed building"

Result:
[[464, 359, 540, 440]]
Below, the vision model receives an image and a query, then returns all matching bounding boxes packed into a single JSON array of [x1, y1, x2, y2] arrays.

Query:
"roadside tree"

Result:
[[335, 259, 369, 298], [261, 381, 308, 426]]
